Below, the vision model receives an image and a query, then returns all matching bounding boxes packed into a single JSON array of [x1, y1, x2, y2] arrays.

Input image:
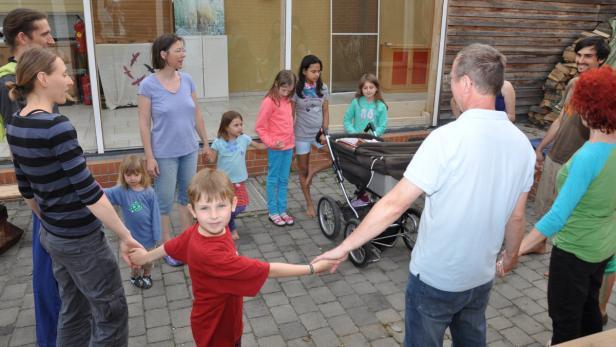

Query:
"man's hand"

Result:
[[311, 245, 350, 273], [535, 148, 544, 170], [119, 237, 144, 267], [496, 249, 518, 277]]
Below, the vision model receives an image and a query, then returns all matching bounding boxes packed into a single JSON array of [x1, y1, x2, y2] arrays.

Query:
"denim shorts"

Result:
[[154, 150, 198, 214], [295, 138, 323, 155]]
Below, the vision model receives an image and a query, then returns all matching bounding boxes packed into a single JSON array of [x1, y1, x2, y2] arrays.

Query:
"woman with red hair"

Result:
[[522, 66, 616, 344]]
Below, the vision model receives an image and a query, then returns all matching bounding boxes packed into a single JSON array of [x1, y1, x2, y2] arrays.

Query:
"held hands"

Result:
[[311, 259, 338, 274], [128, 247, 149, 266], [496, 249, 518, 277], [119, 236, 145, 267], [311, 245, 350, 273]]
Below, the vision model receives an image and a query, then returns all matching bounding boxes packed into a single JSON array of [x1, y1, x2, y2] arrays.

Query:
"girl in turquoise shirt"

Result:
[[343, 73, 388, 137]]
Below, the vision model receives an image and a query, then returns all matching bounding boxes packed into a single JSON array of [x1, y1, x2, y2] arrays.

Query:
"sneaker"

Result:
[[164, 255, 184, 267], [280, 212, 294, 226], [130, 276, 143, 288], [350, 197, 370, 208], [141, 276, 153, 289]]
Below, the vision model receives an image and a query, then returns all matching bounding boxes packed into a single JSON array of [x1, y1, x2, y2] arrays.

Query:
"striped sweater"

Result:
[[6, 110, 103, 237]]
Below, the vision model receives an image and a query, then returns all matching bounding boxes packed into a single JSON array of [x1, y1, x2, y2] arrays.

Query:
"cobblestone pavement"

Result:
[[0, 172, 614, 347]]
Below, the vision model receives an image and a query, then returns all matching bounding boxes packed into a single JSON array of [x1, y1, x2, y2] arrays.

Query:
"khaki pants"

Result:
[[535, 156, 563, 217]]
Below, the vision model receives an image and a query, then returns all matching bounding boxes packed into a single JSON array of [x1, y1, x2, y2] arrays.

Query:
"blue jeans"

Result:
[[404, 273, 492, 347], [228, 205, 246, 232], [154, 150, 198, 214], [32, 213, 61, 347], [266, 149, 293, 215]]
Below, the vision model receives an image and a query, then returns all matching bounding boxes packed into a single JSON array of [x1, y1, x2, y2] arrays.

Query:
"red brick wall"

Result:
[[0, 130, 430, 188]]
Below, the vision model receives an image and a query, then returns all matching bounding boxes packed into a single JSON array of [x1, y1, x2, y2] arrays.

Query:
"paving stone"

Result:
[[375, 308, 402, 324], [8, 326, 35, 346], [128, 335, 147, 347], [385, 292, 406, 311], [290, 295, 319, 315], [144, 295, 167, 310], [318, 301, 345, 318], [263, 291, 289, 307], [165, 284, 190, 302], [173, 326, 193, 344], [299, 311, 329, 331], [128, 316, 146, 336], [281, 280, 308, 298], [327, 314, 359, 336], [170, 307, 191, 328], [241, 333, 258, 347], [488, 316, 513, 330], [244, 298, 270, 318], [309, 327, 340, 347], [270, 304, 298, 324], [512, 296, 545, 316], [338, 294, 365, 309], [308, 286, 336, 304], [257, 335, 286, 347], [508, 313, 544, 335], [347, 306, 379, 327], [145, 308, 170, 328], [340, 333, 370, 347], [0, 307, 19, 327], [494, 282, 524, 300], [250, 316, 279, 338], [327, 280, 355, 297], [361, 292, 392, 312], [278, 321, 308, 340], [500, 326, 534, 346], [375, 281, 401, 296]]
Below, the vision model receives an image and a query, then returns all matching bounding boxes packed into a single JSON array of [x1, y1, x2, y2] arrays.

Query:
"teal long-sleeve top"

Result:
[[535, 142, 616, 263], [343, 96, 388, 137]]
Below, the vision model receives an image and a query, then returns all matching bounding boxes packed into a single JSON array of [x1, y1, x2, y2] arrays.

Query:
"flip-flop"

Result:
[[269, 214, 286, 227]]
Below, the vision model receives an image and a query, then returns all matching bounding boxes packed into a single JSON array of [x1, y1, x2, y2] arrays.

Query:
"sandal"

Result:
[[280, 212, 294, 226], [141, 275, 153, 290], [269, 214, 286, 227], [130, 276, 143, 288]]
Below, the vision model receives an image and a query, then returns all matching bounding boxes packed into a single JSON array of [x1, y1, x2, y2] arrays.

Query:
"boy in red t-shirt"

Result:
[[129, 168, 334, 347]]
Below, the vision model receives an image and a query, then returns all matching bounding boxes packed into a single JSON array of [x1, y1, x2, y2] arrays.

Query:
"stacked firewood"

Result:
[[528, 26, 612, 125]]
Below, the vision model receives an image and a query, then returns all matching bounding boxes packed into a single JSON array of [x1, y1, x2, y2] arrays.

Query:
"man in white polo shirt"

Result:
[[314, 43, 535, 346]]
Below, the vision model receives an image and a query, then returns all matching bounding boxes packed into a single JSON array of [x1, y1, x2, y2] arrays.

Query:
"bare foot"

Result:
[[519, 238, 547, 256], [231, 230, 240, 240], [306, 206, 316, 218]]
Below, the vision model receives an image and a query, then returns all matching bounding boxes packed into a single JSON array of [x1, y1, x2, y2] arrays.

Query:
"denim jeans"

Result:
[[32, 213, 60, 347], [154, 150, 198, 214], [405, 273, 492, 347], [266, 149, 293, 215]]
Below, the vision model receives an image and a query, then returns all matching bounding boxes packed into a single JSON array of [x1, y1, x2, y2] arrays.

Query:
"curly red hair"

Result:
[[570, 66, 616, 134]]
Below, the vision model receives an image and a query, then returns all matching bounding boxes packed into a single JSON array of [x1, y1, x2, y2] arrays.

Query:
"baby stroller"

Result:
[[317, 131, 423, 267]]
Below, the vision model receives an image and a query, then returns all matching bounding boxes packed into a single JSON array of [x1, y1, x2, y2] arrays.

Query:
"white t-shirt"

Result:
[[404, 109, 535, 292]]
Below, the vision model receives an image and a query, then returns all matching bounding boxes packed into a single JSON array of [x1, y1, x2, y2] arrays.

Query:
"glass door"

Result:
[[330, 0, 379, 92]]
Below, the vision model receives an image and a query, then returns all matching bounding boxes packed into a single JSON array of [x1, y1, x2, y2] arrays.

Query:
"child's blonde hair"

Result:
[[188, 169, 235, 207], [217, 110, 243, 141], [355, 73, 388, 109], [265, 70, 296, 107], [118, 155, 151, 189]]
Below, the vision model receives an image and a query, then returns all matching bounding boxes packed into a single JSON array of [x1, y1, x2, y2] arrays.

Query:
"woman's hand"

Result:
[[272, 141, 285, 149], [146, 157, 159, 178]]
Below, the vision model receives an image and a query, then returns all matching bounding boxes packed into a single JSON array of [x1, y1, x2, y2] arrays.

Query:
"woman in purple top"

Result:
[[138, 33, 212, 266]]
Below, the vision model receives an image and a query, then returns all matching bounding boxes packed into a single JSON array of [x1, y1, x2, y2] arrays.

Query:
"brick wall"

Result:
[[0, 130, 430, 188]]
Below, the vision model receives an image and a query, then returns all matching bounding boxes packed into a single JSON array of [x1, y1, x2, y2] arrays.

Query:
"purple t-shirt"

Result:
[[138, 72, 199, 158]]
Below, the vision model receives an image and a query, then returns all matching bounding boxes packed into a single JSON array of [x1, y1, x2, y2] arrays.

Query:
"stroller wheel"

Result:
[[402, 208, 421, 251], [318, 196, 342, 239], [344, 219, 369, 267]]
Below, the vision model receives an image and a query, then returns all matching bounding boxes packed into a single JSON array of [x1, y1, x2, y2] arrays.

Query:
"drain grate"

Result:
[[244, 178, 268, 213]]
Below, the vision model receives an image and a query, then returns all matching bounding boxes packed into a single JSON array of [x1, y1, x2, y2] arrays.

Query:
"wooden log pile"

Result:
[[528, 22, 613, 126]]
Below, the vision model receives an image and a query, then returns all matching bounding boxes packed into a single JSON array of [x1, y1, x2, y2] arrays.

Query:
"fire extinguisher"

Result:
[[81, 74, 92, 105], [74, 17, 87, 54]]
